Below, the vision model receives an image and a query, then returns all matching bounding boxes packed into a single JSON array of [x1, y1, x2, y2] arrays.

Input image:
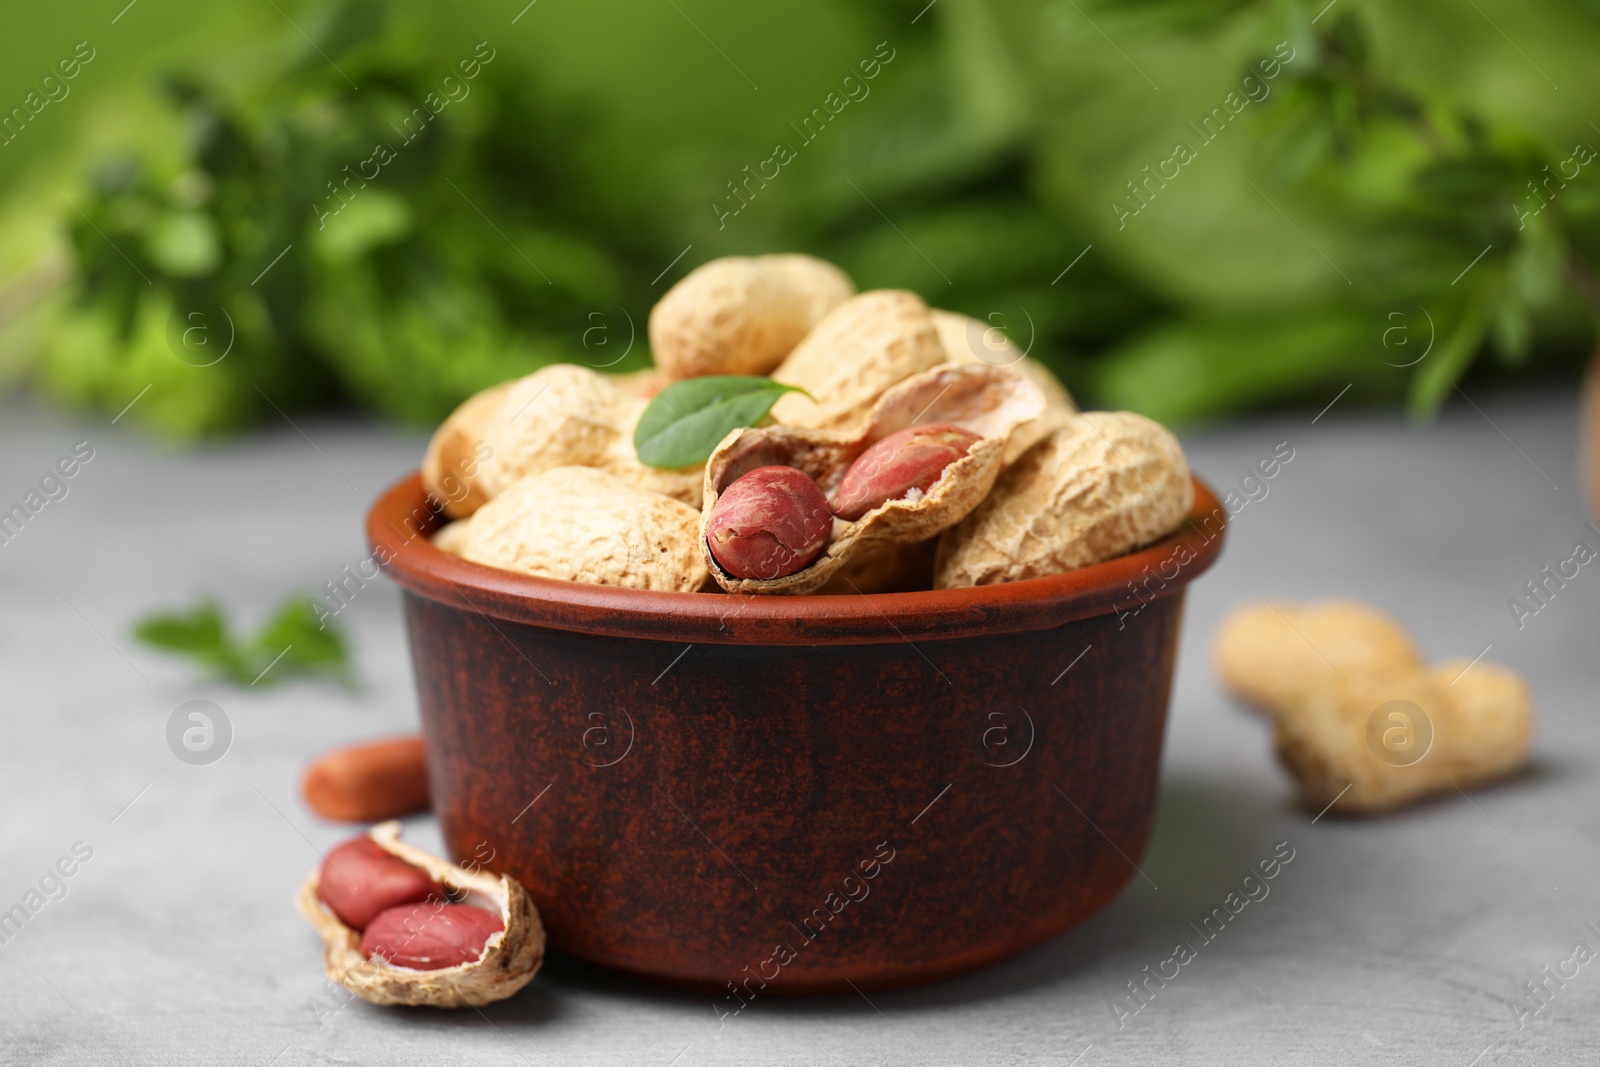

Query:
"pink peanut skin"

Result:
[[706, 465, 833, 579], [360, 902, 505, 970], [831, 424, 981, 521], [318, 837, 445, 931]]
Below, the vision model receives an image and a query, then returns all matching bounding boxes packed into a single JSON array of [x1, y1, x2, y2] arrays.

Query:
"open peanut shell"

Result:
[[296, 821, 545, 1008], [700, 363, 1046, 594]]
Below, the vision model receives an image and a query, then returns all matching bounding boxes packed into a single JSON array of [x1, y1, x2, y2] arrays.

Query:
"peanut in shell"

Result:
[[296, 821, 544, 1008]]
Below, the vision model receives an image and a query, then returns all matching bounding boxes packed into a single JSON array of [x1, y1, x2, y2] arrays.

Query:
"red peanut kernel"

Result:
[[360, 902, 505, 970], [317, 837, 444, 931], [706, 465, 833, 579], [831, 424, 980, 521]]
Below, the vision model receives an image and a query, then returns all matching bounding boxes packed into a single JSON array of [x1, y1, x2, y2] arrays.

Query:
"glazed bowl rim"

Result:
[[368, 472, 1226, 645]]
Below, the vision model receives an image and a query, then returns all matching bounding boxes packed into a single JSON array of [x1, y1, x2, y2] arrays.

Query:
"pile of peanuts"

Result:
[[1213, 599, 1536, 814], [421, 254, 1195, 595]]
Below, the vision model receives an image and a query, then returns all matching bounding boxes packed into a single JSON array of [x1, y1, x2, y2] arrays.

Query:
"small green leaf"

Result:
[[132, 594, 353, 688], [632, 376, 808, 469], [252, 597, 352, 683]]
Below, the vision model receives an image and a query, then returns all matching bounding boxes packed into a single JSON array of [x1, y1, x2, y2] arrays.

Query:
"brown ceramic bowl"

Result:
[[369, 474, 1226, 994]]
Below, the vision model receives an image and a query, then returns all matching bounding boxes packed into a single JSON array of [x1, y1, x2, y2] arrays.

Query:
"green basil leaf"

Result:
[[633, 376, 809, 469]]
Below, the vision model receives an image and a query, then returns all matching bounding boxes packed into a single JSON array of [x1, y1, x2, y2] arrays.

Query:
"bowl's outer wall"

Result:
[[407, 588, 1186, 993]]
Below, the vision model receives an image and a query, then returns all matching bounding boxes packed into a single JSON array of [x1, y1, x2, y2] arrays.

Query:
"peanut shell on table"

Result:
[[701, 363, 1046, 595], [649, 254, 855, 379], [296, 822, 545, 1008], [769, 290, 948, 431], [934, 412, 1193, 588], [463, 466, 709, 592]]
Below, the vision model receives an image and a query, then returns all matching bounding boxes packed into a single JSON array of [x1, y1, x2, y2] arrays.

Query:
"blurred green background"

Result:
[[1, 0, 1596, 438]]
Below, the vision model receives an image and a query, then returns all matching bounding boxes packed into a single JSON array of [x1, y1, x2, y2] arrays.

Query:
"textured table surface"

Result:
[[1, 388, 1595, 1066]]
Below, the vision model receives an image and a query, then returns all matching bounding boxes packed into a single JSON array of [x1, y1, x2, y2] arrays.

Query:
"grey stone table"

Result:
[[1, 388, 1595, 1066]]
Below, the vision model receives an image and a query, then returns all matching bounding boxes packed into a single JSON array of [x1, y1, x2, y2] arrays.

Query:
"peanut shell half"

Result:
[[701, 363, 1046, 594], [931, 309, 1076, 464], [296, 822, 545, 1008]]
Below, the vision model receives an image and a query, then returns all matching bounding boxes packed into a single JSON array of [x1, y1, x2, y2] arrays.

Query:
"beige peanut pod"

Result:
[[595, 396, 703, 508], [421, 381, 512, 519], [463, 466, 709, 592], [430, 519, 471, 556], [702, 363, 1045, 595], [296, 822, 544, 1008], [1274, 661, 1535, 814], [932, 309, 1076, 462], [1211, 599, 1422, 716], [770, 290, 948, 430], [478, 365, 630, 496], [476, 365, 703, 507], [934, 412, 1193, 588], [649, 254, 855, 379]]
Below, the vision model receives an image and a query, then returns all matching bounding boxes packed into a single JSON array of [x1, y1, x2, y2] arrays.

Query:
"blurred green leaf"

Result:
[[133, 594, 353, 687]]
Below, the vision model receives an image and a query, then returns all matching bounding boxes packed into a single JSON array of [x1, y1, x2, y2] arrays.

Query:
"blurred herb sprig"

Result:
[[134, 595, 353, 688], [3, 0, 1597, 431]]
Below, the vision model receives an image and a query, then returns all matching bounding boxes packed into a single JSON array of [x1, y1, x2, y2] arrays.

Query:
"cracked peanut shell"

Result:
[[701, 363, 1045, 594], [932, 309, 1076, 463], [296, 822, 544, 1008], [934, 412, 1193, 588]]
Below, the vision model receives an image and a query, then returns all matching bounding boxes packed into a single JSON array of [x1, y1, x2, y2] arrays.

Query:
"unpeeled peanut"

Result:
[[479, 365, 629, 496], [706, 466, 833, 579], [831, 424, 980, 521], [649, 254, 855, 379], [477, 365, 701, 507], [1213, 598, 1537, 813], [361, 902, 505, 971], [934, 413, 1192, 588], [318, 836, 444, 931], [770, 290, 947, 430], [1211, 600, 1421, 716], [463, 466, 709, 592], [422, 382, 511, 519], [1275, 661, 1535, 814], [302, 734, 430, 824]]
